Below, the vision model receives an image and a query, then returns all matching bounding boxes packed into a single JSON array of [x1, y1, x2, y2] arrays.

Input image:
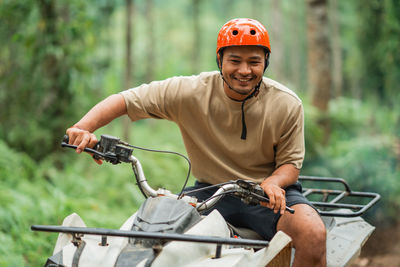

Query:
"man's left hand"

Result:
[[260, 179, 286, 215]]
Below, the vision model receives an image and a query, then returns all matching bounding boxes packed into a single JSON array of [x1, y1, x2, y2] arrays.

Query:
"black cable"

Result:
[[179, 181, 234, 199], [121, 142, 191, 197]]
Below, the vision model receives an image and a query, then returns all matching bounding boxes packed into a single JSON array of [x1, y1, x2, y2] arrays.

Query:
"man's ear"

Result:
[[264, 53, 270, 71], [217, 53, 222, 69]]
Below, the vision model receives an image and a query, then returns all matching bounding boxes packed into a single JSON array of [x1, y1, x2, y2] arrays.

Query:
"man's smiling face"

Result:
[[219, 46, 266, 101]]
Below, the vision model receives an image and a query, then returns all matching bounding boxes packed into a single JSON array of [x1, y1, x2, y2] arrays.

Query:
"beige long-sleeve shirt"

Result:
[[120, 71, 304, 184]]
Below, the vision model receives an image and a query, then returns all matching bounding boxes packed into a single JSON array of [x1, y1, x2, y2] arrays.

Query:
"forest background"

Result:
[[1, 0, 400, 266]]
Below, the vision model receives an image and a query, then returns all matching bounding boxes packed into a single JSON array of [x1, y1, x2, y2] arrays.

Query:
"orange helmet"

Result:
[[216, 18, 271, 55]]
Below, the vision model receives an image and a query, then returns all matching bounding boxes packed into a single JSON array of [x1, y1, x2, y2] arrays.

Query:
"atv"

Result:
[[31, 134, 380, 266]]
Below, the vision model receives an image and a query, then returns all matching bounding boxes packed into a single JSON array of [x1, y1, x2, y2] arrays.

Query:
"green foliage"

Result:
[[1, 0, 400, 265], [355, 0, 400, 105], [0, 0, 115, 161], [302, 97, 400, 224], [0, 120, 192, 266]]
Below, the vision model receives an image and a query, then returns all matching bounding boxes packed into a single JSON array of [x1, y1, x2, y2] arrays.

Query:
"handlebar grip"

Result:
[[61, 135, 102, 156], [247, 189, 295, 214], [256, 194, 295, 214], [285, 206, 295, 214]]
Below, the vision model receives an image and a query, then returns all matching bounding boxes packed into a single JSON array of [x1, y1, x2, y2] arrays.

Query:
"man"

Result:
[[67, 18, 326, 266]]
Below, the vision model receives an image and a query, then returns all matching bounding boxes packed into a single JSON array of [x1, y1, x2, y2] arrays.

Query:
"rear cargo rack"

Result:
[[299, 175, 381, 217]]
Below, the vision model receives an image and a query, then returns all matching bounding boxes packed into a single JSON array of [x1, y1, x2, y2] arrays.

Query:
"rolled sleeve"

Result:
[[120, 77, 182, 122]]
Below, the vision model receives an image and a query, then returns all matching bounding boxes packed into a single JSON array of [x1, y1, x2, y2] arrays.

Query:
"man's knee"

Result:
[[278, 204, 326, 265], [278, 204, 326, 247], [302, 220, 326, 250]]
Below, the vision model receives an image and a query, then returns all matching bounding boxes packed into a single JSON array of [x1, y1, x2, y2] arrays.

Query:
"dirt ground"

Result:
[[352, 223, 400, 267]]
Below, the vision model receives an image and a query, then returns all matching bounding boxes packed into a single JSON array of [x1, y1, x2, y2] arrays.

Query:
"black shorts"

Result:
[[184, 181, 314, 241]]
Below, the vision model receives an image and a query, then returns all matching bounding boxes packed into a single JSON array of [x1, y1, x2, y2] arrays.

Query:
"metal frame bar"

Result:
[[31, 225, 269, 248], [299, 175, 380, 217]]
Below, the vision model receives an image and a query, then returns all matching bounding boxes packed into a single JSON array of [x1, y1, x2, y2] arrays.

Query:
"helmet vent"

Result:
[[232, 30, 238, 35], [250, 29, 256, 35]]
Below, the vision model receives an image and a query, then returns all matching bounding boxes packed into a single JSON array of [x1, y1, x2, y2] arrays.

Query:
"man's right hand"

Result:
[[64, 94, 127, 164], [66, 126, 103, 165]]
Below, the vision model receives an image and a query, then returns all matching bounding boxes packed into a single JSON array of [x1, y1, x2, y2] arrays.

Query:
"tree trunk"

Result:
[[37, 0, 73, 154], [330, 0, 343, 98], [287, 2, 305, 92], [192, 0, 200, 74], [123, 0, 134, 141], [270, 0, 284, 81], [251, 0, 264, 21], [306, 0, 332, 143], [306, 0, 331, 111], [145, 0, 155, 83]]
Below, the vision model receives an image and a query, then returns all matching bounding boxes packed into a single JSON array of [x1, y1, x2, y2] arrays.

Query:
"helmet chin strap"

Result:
[[219, 72, 261, 100], [220, 71, 262, 140]]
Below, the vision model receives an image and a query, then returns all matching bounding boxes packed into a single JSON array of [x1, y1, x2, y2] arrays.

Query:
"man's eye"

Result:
[[230, 60, 240, 64], [251, 61, 261, 65]]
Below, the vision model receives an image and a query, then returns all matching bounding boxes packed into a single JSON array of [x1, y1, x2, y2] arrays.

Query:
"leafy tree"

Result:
[[306, 0, 332, 112], [356, 0, 400, 106], [0, 0, 115, 161]]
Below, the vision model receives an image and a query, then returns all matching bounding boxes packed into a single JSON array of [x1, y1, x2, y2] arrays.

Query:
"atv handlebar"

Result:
[[192, 181, 295, 214], [62, 134, 294, 214], [62, 134, 380, 217]]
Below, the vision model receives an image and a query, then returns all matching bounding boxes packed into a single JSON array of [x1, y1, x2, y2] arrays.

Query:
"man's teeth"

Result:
[[237, 78, 250, 82]]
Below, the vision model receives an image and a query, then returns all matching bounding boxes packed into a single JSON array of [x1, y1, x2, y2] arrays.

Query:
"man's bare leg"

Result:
[[277, 203, 326, 267]]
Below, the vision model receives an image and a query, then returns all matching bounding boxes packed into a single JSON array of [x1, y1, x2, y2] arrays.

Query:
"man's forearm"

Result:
[[73, 94, 127, 132], [263, 164, 300, 188], [259, 163, 299, 214]]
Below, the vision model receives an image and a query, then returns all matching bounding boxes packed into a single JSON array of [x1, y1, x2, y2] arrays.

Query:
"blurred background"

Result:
[[1, 0, 399, 265]]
